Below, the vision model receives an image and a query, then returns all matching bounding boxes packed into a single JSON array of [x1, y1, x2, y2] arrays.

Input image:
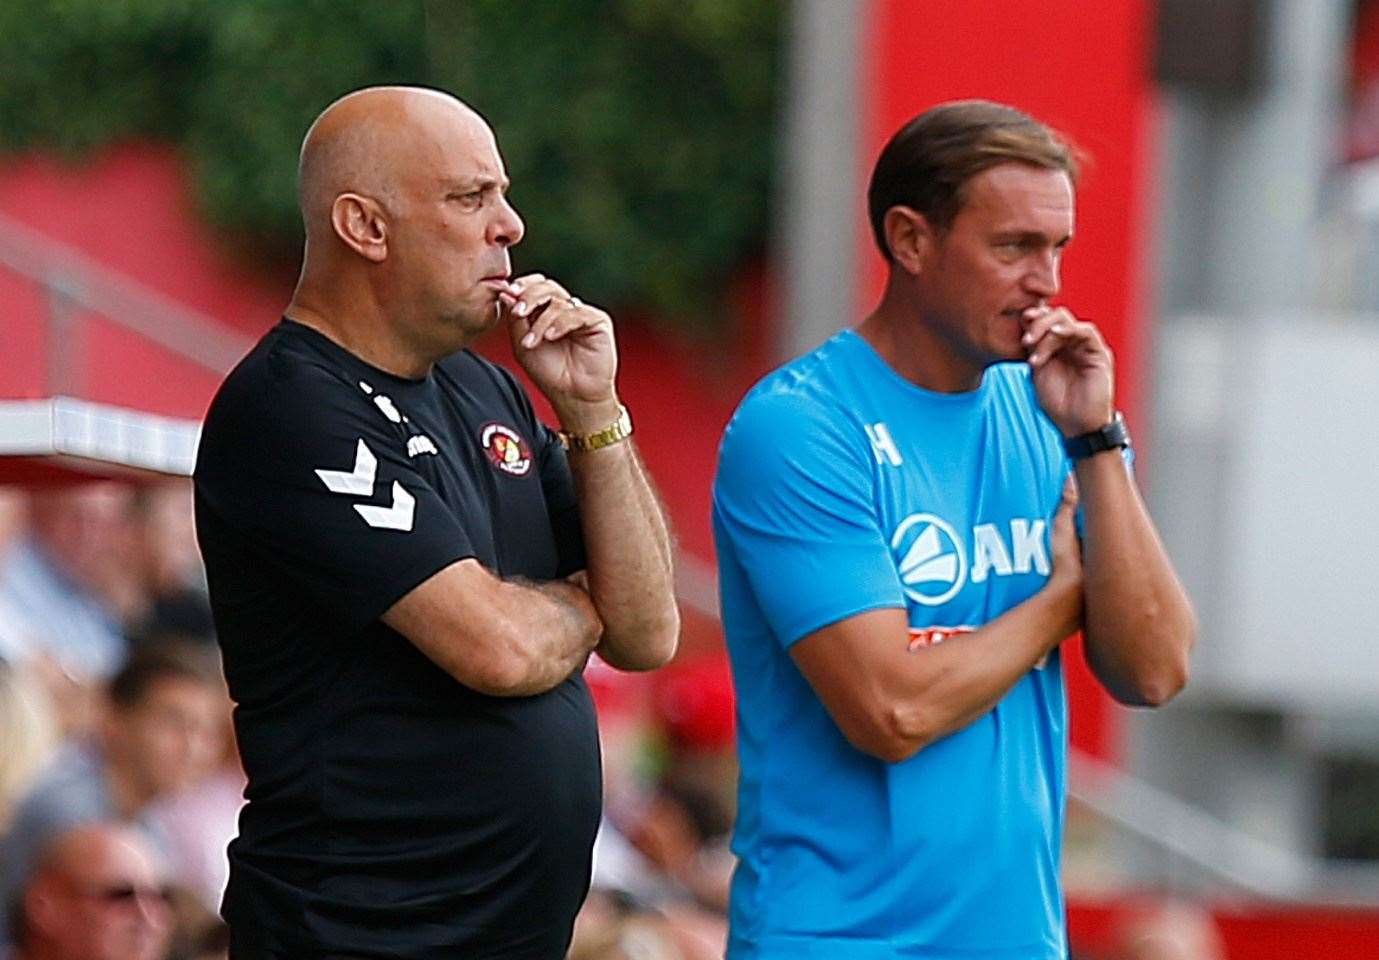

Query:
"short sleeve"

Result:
[[536, 423, 586, 577], [482, 362, 586, 577], [194, 361, 475, 634], [713, 388, 905, 648]]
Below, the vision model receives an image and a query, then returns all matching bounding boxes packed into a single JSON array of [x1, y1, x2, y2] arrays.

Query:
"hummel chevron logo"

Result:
[[315, 440, 376, 495], [314, 439, 415, 532], [354, 482, 415, 531]]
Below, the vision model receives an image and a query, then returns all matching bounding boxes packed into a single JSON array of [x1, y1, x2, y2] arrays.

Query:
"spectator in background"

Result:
[[145, 677, 244, 914], [9, 822, 172, 960], [0, 643, 224, 944], [124, 483, 215, 651], [0, 491, 25, 569], [628, 775, 734, 915], [0, 484, 137, 682], [0, 659, 58, 833]]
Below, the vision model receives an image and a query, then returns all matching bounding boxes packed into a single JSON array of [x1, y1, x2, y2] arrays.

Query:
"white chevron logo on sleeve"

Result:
[[354, 482, 415, 531], [314, 439, 416, 532], [315, 440, 377, 496]]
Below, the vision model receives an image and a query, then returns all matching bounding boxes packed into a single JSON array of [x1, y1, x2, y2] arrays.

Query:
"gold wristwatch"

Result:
[[558, 404, 633, 452]]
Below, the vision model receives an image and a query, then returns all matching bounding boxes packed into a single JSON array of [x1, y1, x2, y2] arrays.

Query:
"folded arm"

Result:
[[791, 485, 1083, 763], [383, 559, 603, 697]]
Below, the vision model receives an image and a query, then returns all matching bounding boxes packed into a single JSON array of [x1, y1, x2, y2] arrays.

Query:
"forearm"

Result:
[[794, 578, 1081, 763], [884, 582, 1080, 752], [1077, 452, 1196, 705], [382, 560, 603, 697], [567, 437, 680, 670], [496, 578, 605, 695]]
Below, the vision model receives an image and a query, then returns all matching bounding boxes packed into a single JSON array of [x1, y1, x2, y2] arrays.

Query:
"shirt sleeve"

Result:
[[535, 423, 587, 577], [194, 360, 476, 635], [713, 387, 905, 649]]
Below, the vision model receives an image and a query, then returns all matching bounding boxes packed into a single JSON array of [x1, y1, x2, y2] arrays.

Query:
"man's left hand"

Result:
[[499, 274, 620, 431], [1020, 306, 1115, 436]]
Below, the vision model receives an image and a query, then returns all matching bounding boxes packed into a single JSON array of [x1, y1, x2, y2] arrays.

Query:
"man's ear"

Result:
[[331, 193, 389, 263], [882, 205, 934, 276]]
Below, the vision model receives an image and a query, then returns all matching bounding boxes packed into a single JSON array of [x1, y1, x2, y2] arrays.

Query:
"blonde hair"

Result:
[[0, 660, 58, 831]]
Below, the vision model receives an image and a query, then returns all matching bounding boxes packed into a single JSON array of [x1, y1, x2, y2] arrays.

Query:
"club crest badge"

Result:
[[480, 423, 533, 477]]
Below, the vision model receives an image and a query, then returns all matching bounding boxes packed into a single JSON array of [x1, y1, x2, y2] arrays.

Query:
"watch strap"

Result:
[[559, 404, 633, 452], [1064, 411, 1130, 461]]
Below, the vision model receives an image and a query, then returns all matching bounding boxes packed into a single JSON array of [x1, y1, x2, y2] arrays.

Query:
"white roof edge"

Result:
[[0, 397, 201, 477]]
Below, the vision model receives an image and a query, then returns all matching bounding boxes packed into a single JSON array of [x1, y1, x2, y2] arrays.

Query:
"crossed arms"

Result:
[[383, 435, 679, 697]]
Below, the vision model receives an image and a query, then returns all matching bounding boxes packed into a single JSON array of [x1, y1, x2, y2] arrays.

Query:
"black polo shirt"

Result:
[[194, 320, 601, 959]]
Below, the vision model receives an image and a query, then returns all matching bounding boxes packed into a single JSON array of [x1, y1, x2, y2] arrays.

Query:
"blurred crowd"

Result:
[[0, 480, 742, 960]]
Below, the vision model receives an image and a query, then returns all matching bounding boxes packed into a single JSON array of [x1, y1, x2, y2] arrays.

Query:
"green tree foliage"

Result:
[[0, 0, 783, 329]]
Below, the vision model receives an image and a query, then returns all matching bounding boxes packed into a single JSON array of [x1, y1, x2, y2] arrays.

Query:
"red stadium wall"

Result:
[[861, 0, 1157, 761], [0, 144, 290, 420]]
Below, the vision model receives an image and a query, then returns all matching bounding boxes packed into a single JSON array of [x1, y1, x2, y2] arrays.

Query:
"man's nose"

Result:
[[491, 196, 525, 248], [1024, 251, 1060, 298]]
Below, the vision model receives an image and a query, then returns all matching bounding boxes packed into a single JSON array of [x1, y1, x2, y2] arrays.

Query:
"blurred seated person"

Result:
[[0, 658, 58, 834], [571, 784, 731, 960], [145, 675, 244, 914], [8, 822, 172, 960], [123, 483, 215, 652], [628, 775, 734, 914], [0, 643, 224, 945], [0, 491, 26, 575], [0, 485, 138, 682]]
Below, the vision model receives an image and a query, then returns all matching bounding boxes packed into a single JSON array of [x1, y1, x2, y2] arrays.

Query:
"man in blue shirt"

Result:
[[713, 101, 1196, 959]]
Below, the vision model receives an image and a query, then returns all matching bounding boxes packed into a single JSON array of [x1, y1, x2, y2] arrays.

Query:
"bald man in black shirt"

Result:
[[194, 86, 680, 960]]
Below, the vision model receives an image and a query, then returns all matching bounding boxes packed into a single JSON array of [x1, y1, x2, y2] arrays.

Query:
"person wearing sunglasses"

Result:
[[10, 822, 172, 960]]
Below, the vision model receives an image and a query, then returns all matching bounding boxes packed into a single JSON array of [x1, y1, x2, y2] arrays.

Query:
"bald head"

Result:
[[20, 823, 171, 960], [287, 84, 524, 372], [298, 85, 492, 239]]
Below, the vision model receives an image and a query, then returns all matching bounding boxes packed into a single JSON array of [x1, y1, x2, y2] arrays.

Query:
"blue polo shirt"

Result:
[[713, 330, 1072, 959]]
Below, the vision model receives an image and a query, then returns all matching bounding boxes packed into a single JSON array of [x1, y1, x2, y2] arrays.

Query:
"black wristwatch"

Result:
[[1063, 412, 1130, 461]]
